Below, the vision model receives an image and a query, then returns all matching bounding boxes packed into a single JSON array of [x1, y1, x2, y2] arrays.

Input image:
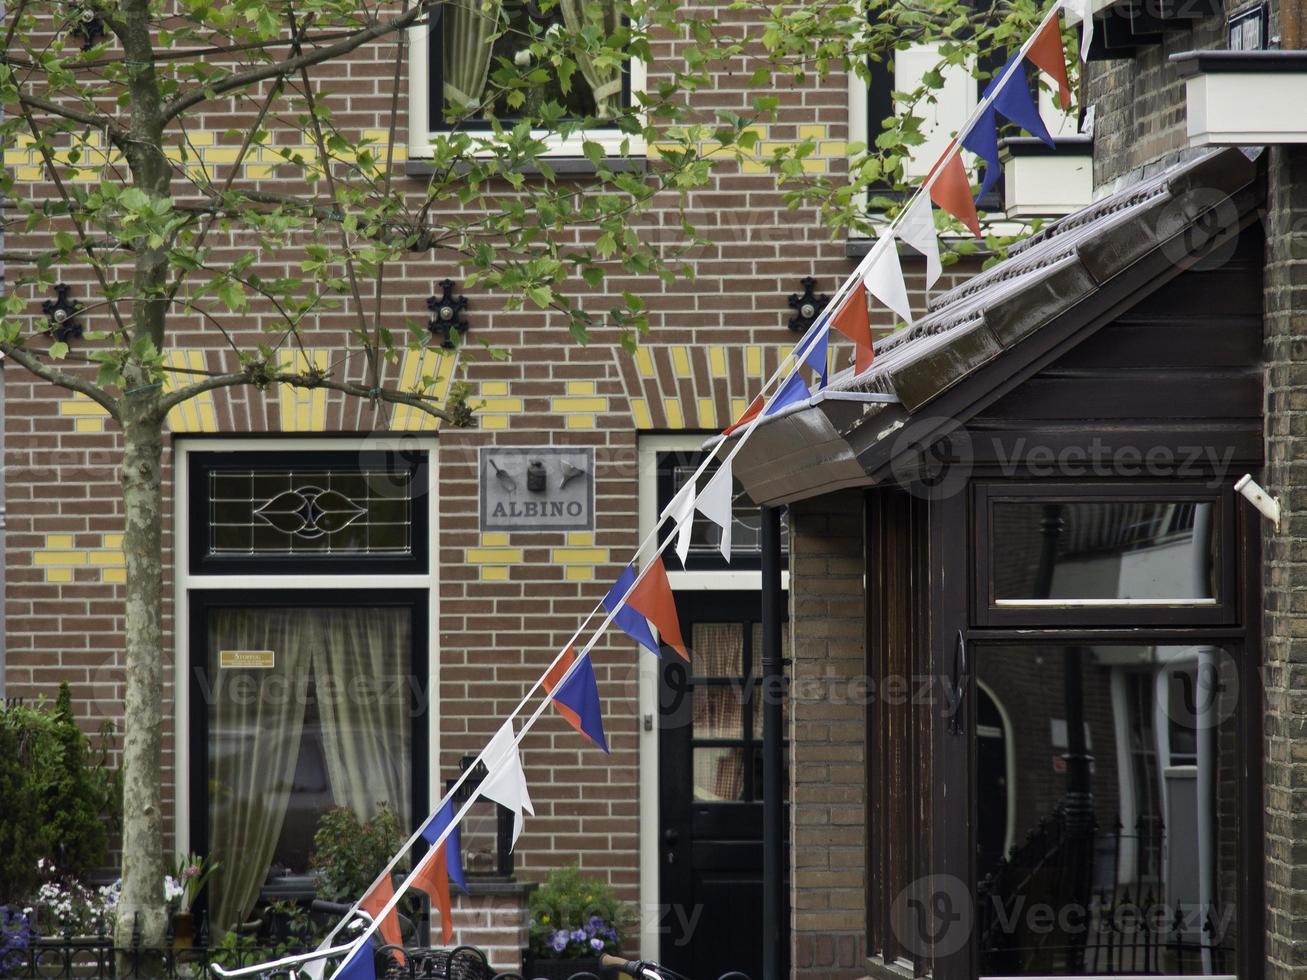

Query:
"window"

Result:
[[655, 450, 789, 572], [974, 643, 1242, 976], [974, 484, 1237, 626], [189, 449, 429, 575], [411, 0, 642, 157], [197, 598, 426, 931]]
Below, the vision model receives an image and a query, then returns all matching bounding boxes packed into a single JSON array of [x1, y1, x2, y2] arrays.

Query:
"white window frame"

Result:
[[172, 436, 441, 856], [634, 434, 788, 960], [406, 21, 647, 160]]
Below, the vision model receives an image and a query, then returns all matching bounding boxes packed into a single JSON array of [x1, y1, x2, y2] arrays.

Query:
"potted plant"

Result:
[[167, 853, 219, 948], [523, 867, 627, 980]]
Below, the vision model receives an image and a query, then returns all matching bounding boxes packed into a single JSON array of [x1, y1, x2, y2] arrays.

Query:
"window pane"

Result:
[[206, 607, 412, 932], [693, 747, 746, 802], [692, 623, 743, 677], [991, 501, 1219, 604], [694, 683, 743, 740], [207, 467, 414, 558], [672, 463, 789, 560], [974, 644, 1239, 976]]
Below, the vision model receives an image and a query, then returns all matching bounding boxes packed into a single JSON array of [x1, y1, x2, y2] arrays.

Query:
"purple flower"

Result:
[[589, 938, 604, 951], [549, 931, 569, 953], [570, 929, 586, 943]]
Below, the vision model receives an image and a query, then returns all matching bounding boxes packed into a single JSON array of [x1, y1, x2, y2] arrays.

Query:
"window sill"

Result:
[[404, 155, 648, 179], [863, 956, 918, 980]]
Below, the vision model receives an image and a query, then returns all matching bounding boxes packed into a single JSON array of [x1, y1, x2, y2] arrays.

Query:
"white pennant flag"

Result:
[[863, 237, 914, 329], [696, 459, 733, 561], [661, 480, 696, 567], [1063, 0, 1093, 62], [896, 194, 942, 291], [479, 720, 534, 849]]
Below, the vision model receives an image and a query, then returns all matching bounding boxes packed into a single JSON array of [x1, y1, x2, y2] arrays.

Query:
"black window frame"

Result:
[[187, 587, 431, 921], [654, 449, 789, 573], [188, 448, 430, 576], [972, 480, 1240, 628], [426, 6, 633, 135]]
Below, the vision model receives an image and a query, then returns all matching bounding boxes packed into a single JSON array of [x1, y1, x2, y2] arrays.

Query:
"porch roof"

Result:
[[723, 146, 1263, 506]]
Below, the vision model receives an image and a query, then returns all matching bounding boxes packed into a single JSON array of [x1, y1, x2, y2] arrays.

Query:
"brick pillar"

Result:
[[1261, 142, 1307, 980], [446, 884, 534, 974], [787, 491, 867, 980]]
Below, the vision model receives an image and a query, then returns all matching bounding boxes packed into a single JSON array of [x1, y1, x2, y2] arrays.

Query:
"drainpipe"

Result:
[[760, 505, 785, 980]]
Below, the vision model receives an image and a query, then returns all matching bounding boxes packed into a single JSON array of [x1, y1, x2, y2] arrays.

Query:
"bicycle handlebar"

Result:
[[599, 954, 684, 980]]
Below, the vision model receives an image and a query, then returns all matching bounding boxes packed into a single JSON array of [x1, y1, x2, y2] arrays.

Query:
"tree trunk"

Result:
[[114, 407, 167, 950]]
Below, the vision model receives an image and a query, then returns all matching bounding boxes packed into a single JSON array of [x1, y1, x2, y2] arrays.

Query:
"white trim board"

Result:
[[171, 436, 440, 857]]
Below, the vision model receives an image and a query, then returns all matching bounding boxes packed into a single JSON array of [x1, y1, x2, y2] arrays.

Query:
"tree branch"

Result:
[[161, 1, 438, 123], [0, 343, 121, 420], [157, 365, 456, 424], [16, 90, 126, 141]]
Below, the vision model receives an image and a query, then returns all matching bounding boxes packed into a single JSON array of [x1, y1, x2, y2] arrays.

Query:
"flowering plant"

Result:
[[25, 861, 118, 936], [1, 906, 34, 976], [527, 867, 627, 960], [168, 853, 219, 913]]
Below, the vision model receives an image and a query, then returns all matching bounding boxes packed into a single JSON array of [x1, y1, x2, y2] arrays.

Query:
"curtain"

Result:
[[313, 608, 412, 823], [208, 609, 314, 932], [560, 0, 623, 118], [442, 0, 504, 112]]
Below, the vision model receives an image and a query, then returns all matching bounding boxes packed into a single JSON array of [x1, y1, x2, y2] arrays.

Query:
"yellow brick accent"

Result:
[[104, 534, 124, 549], [480, 565, 510, 582], [46, 535, 74, 549], [799, 124, 826, 140], [631, 398, 653, 430], [634, 348, 656, 379], [480, 532, 510, 547], [567, 531, 595, 547], [35, 550, 87, 566], [90, 551, 125, 566], [75, 416, 105, 433], [60, 396, 110, 417], [163, 350, 219, 433], [552, 547, 609, 564], [709, 346, 727, 377], [731, 397, 750, 424], [480, 381, 510, 397], [670, 347, 691, 378], [480, 414, 510, 430], [552, 396, 607, 414], [391, 348, 457, 432], [566, 381, 596, 396], [278, 349, 330, 432], [740, 159, 769, 175], [102, 567, 127, 584], [15, 166, 43, 181], [663, 398, 685, 429], [697, 397, 717, 429], [467, 547, 524, 564], [246, 164, 276, 180], [745, 346, 763, 379], [45, 568, 75, 584], [565, 565, 595, 582], [565, 414, 595, 430]]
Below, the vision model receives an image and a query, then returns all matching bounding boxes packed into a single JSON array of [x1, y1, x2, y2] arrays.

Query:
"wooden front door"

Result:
[[658, 591, 788, 980]]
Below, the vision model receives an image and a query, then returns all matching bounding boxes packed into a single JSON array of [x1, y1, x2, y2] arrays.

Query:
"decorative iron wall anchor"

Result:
[[787, 277, 828, 333], [42, 283, 85, 342], [427, 279, 469, 348]]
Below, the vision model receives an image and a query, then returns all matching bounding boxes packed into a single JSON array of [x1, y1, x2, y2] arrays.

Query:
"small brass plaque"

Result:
[[219, 649, 275, 669]]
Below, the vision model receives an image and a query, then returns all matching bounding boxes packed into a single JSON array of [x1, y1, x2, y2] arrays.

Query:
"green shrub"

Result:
[[309, 804, 404, 903], [0, 686, 120, 902]]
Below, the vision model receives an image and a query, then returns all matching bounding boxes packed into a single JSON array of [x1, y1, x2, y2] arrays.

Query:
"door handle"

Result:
[[663, 828, 679, 865], [949, 629, 968, 736]]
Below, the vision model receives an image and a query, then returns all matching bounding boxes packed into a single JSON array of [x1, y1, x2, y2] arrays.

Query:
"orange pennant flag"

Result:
[[543, 646, 584, 736], [627, 556, 689, 661], [1026, 14, 1072, 111], [927, 143, 981, 239], [723, 393, 764, 436], [360, 876, 405, 954], [831, 283, 875, 374], [410, 845, 455, 946]]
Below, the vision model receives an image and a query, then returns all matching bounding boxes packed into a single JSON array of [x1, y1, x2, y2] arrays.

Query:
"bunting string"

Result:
[[225, 5, 1084, 978]]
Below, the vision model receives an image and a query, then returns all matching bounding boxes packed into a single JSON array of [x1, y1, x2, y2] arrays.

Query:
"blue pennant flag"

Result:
[[418, 799, 466, 891], [961, 54, 1054, 199], [336, 942, 376, 980], [764, 371, 811, 417], [552, 653, 609, 753], [604, 566, 660, 657], [800, 318, 829, 389]]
